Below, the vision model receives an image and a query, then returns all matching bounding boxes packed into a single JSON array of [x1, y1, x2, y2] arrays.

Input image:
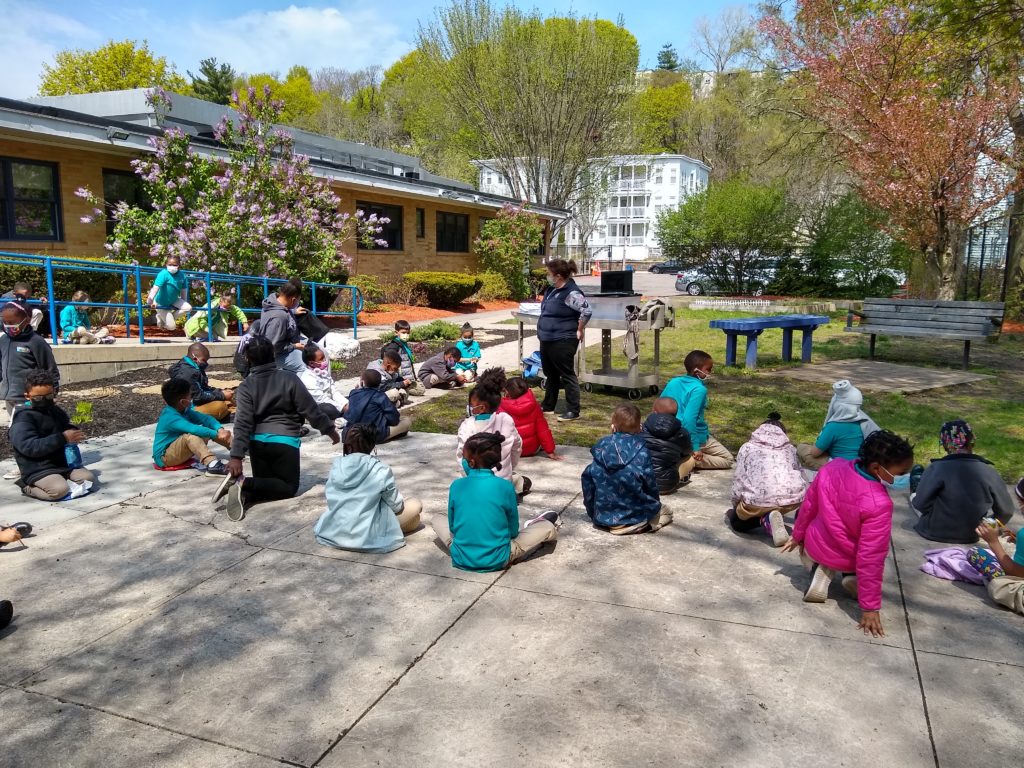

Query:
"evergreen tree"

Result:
[[656, 43, 680, 71], [188, 57, 235, 105]]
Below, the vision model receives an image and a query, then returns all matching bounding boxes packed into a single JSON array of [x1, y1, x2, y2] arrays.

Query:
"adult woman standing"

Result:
[[537, 259, 592, 421]]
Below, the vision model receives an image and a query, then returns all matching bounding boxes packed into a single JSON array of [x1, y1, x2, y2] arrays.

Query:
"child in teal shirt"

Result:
[[432, 432, 558, 572], [147, 255, 191, 331], [59, 291, 113, 344], [659, 349, 733, 470], [454, 322, 482, 382], [152, 378, 230, 473]]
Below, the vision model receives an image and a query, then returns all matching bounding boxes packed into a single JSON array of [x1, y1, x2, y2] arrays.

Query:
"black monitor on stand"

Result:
[[596, 270, 638, 297]]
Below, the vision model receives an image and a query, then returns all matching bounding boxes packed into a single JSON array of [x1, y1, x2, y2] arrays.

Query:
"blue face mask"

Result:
[[880, 467, 911, 490], [461, 458, 472, 475]]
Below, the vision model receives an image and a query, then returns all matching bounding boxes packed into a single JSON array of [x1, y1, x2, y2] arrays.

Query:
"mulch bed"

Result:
[[0, 328, 518, 461]]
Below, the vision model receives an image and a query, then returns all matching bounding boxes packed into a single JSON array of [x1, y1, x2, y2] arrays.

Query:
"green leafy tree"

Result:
[[189, 57, 235, 105], [635, 80, 692, 153], [474, 204, 545, 300], [656, 179, 798, 294], [235, 66, 321, 123], [657, 43, 681, 71], [39, 39, 188, 96]]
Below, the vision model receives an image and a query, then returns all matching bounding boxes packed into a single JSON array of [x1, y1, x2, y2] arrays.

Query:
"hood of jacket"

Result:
[[261, 295, 290, 315], [330, 451, 378, 491], [643, 412, 682, 440], [590, 432, 647, 472], [500, 392, 537, 420], [749, 423, 791, 449]]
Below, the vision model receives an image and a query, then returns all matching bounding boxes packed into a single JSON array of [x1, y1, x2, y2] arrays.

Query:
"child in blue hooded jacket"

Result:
[[659, 349, 733, 470], [314, 423, 422, 553], [582, 404, 668, 535]]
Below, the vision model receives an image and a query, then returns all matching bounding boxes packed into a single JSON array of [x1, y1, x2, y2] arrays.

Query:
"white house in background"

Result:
[[473, 154, 711, 262]]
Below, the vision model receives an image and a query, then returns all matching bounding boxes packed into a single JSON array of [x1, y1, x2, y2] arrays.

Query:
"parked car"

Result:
[[648, 260, 686, 274], [675, 269, 766, 297]]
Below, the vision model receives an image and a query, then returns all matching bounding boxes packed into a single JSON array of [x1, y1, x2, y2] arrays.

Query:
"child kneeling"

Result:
[[314, 423, 422, 553], [582, 404, 668, 535], [728, 412, 807, 547], [433, 432, 558, 572], [10, 369, 97, 501]]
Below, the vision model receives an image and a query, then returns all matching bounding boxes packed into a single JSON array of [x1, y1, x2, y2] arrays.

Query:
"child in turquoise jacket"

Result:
[[454, 322, 482, 382], [59, 291, 112, 344], [659, 349, 733, 470], [152, 378, 230, 473]]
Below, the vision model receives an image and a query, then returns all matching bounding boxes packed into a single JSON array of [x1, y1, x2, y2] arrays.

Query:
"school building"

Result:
[[0, 90, 566, 280]]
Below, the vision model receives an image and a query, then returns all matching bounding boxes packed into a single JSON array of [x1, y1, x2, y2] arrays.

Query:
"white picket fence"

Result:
[[691, 299, 773, 312]]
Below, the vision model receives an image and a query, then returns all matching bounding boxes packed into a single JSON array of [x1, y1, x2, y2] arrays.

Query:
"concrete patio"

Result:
[[0, 424, 1021, 767]]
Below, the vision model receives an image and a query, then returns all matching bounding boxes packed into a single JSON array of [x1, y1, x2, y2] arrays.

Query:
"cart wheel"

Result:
[[627, 388, 642, 401], [649, 385, 660, 395], [582, 382, 593, 393]]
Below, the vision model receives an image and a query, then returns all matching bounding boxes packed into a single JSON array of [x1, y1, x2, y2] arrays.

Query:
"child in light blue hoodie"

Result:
[[659, 349, 733, 470], [314, 423, 422, 553]]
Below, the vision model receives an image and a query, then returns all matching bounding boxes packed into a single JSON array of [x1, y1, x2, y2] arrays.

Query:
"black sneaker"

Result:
[[205, 459, 229, 476], [525, 510, 560, 528], [0, 600, 12, 631], [520, 476, 533, 496], [226, 483, 247, 522], [557, 411, 580, 422]]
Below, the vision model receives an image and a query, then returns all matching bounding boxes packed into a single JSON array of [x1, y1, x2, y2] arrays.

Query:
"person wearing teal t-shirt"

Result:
[[147, 255, 192, 331], [797, 379, 880, 470], [454, 322, 482, 382], [970, 478, 1024, 616], [432, 432, 558, 572]]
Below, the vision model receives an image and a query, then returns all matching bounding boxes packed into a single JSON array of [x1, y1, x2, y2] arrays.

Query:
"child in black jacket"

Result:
[[344, 369, 412, 443], [639, 398, 694, 494], [1, 302, 60, 428]]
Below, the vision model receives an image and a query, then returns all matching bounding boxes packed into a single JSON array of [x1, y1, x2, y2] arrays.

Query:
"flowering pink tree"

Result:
[[763, 2, 1021, 298], [79, 87, 386, 282], [474, 203, 545, 299]]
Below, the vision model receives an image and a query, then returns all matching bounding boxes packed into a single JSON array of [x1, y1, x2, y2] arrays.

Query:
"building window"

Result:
[[485, 173, 493, 185], [357, 200, 403, 250], [102, 169, 149, 237], [415, 207, 425, 238], [436, 211, 469, 252], [1, 158, 61, 241]]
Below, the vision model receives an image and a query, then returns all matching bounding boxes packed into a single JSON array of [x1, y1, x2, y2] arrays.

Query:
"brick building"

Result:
[[0, 90, 566, 279]]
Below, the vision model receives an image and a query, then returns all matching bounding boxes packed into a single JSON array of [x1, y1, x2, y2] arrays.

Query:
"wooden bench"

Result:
[[845, 299, 1004, 369]]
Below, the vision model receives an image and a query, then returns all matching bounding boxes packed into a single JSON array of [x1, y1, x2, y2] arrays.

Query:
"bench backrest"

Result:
[[858, 298, 1004, 337]]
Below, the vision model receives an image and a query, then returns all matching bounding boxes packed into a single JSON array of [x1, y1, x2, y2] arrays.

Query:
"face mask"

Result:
[[316, 360, 329, 371], [398, 332, 410, 341], [193, 357, 208, 370], [461, 458, 472, 475], [30, 394, 55, 407], [445, 360, 455, 371], [546, 275, 556, 286], [879, 466, 911, 491], [4, 323, 25, 337], [462, 335, 473, 342], [166, 265, 179, 274], [694, 369, 711, 381]]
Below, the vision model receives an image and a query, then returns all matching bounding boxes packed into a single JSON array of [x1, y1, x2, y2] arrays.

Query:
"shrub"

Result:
[[529, 268, 548, 297], [403, 271, 483, 307], [470, 271, 511, 302], [474, 204, 545, 299], [409, 320, 462, 342], [348, 274, 385, 303]]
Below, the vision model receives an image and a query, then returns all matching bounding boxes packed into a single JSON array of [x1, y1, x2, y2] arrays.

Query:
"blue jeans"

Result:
[[276, 348, 305, 374]]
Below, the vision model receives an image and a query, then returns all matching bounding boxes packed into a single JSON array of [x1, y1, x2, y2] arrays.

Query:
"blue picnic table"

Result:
[[709, 314, 831, 369]]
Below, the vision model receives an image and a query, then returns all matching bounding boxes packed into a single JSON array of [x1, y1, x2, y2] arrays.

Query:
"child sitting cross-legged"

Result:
[[457, 368, 530, 497], [314, 423, 423, 553], [497, 376, 561, 461], [60, 291, 113, 344], [10, 369, 98, 501], [660, 349, 733, 470], [432, 432, 559, 572], [418, 347, 464, 390], [153, 378, 231, 475], [728, 412, 808, 547], [453, 323, 481, 382], [782, 430, 915, 638], [967, 479, 1024, 616], [298, 344, 348, 423], [582, 404, 669, 535], [639, 397, 694, 495], [344, 369, 411, 443]]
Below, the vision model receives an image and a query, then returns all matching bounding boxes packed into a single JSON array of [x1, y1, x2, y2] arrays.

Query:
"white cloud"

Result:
[[182, 5, 413, 77], [0, 2, 99, 98]]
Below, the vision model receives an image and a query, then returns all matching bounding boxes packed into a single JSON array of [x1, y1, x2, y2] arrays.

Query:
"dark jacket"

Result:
[[912, 453, 1015, 544], [9, 402, 74, 487], [230, 362, 334, 458], [0, 329, 60, 401], [538, 278, 583, 342], [344, 386, 400, 443], [417, 351, 458, 385], [582, 432, 661, 528], [640, 412, 693, 494], [168, 356, 224, 406], [381, 337, 416, 381], [259, 295, 301, 356]]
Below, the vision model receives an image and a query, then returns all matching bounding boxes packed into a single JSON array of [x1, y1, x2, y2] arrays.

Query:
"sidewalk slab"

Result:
[[767, 359, 990, 393], [24, 548, 488, 766], [320, 587, 934, 768]]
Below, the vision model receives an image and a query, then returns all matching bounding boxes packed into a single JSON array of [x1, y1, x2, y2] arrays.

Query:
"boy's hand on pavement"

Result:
[[858, 611, 885, 638], [780, 538, 801, 554], [546, 452, 564, 461]]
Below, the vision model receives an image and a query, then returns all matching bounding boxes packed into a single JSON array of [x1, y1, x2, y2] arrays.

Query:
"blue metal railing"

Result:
[[0, 252, 363, 344]]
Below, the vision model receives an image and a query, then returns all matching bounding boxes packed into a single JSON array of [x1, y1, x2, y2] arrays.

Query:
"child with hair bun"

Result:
[[783, 430, 915, 638], [456, 367, 530, 496]]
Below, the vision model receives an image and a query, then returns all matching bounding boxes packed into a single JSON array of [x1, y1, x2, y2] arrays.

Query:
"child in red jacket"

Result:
[[498, 377, 561, 460]]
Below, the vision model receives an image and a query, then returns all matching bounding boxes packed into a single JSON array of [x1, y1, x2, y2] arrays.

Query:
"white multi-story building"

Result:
[[474, 154, 711, 262]]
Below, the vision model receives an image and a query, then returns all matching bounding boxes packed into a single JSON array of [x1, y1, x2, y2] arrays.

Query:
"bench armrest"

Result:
[[846, 308, 864, 328]]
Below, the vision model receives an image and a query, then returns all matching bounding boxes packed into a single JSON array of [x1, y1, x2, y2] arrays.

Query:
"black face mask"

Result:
[[30, 394, 55, 407]]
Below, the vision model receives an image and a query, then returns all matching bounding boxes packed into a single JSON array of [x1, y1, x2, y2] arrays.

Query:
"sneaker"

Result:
[[841, 574, 859, 598], [0, 600, 12, 631], [100, 337, 116, 344], [803, 564, 836, 603], [557, 411, 580, 422], [190, 460, 209, 473], [765, 509, 790, 548], [649, 508, 673, 532], [525, 510, 560, 528], [225, 483, 247, 522], [519, 476, 533, 497], [608, 521, 650, 535], [204, 459, 229, 476], [2, 468, 19, 481], [541, 407, 555, 414], [679, 474, 692, 487], [212, 473, 235, 503]]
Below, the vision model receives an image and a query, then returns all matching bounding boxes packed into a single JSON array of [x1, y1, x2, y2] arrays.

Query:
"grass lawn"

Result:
[[407, 310, 1024, 480]]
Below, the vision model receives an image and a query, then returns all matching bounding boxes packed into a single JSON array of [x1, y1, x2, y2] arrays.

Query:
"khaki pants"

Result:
[[397, 498, 423, 534], [384, 388, 408, 406], [23, 468, 96, 501], [431, 513, 557, 566], [988, 575, 1024, 615], [735, 500, 802, 521], [195, 400, 232, 421], [696, 436, 734, 470], [386, 416, 412, 442], [162, 434, 214, 467], [422, 374, 448, 389], [797, 443, 830, 470], [678, 455, 697, 480], [68, 325, 109, 344]]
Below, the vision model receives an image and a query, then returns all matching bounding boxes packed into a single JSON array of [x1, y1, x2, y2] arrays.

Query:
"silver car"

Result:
[[674, 269, 765, 297]]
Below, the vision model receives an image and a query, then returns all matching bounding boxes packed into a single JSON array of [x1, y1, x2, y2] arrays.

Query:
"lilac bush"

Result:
[[78, 87, 386, 282]]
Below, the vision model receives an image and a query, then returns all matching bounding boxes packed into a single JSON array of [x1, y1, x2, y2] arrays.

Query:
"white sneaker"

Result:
[[766, 509, 790, 548], [841, 574, 858, 599], [525, 510, 560, 528], [803, 564, 836, 603], [2, 469, 19, 481]]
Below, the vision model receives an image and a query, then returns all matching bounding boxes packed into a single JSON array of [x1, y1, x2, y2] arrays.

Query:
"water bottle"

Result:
[[65, 443, 83, 469]]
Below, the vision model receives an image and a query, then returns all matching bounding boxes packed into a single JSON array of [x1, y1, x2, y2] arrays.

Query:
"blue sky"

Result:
[[0, 0, 749, 99]]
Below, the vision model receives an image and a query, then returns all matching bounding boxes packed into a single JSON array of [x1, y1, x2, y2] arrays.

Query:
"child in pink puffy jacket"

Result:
[[783, 430, 915, 638]]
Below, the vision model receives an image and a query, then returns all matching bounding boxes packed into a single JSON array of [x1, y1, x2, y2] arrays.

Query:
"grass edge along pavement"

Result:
[[406, 310, 1024, 480]]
